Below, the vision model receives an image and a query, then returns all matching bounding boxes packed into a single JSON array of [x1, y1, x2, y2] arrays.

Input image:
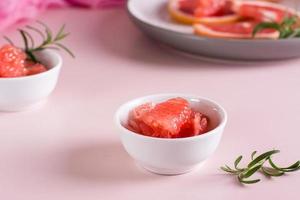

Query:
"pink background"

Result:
[[0, 7, 300, 199]]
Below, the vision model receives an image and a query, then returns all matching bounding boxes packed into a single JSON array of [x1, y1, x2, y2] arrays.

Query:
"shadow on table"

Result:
[[63, 140, 160, 183], [88, 10, 299, 68]]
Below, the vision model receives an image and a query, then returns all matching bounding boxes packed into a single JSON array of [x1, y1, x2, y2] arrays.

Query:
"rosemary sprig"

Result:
[[3, 21, 74, 63], [221, 150, 300, 184], [253, 16, 300, 39]]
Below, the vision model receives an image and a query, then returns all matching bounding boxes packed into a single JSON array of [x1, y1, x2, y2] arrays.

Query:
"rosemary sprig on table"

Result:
[[221, 150, 300, 184], [253, 16, 300, 39], [4, 21, 74, 62]]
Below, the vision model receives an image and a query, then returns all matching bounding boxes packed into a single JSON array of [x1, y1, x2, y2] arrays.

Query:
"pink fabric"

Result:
[[0, 0, 124, 31], [67, 0, 125, 7]]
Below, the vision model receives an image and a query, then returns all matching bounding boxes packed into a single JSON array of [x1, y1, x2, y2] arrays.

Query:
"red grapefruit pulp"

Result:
[[234, 1, 298, 23], [168, 0, 239, 25], [180, 0, 232, 17], [128, 98, 209, 138]]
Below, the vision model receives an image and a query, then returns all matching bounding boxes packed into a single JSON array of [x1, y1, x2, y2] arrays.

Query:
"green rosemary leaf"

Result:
[[37, 21, 53, 44], [261, 167, 284, 177], [220, 166, 237, 174], [53, 43, 75, 58], [220, 166, 229, 171], [283, 161, 300, 170], [238, 175, 260, 184], [241, 164, 262, 179], [269, 158, 300, 172], [251, 151, 257, 160], [19, 29, 38, 62], [288, 28, 300, 38], [252, 22, 281, 38], [280, 160, 300, 170], [55, 32, 70, 41], [31, 47, 44, 52], [19, 29, 29, 51], [280, 28, 294, 38], [3, 36, 14, 45], [234, 155, 243, 170], [22, 29, 35, 49], [26, 25, 46, 41], [281, 16, 298, 27], [225, 165, 234, 171], [55, 33, 70, 42], [54, 24, 67, 41], [248, 150, 280, 168], [26, 50, 38, 63]]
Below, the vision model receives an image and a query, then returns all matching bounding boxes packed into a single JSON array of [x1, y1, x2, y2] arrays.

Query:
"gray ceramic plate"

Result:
[[127, 0, 300, 61]]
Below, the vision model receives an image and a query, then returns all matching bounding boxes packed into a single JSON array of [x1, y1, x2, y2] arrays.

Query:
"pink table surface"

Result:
[[1, 8, 300, 200]]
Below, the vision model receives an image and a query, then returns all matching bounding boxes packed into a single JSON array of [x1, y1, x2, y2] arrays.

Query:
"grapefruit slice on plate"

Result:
[[194, 21, 280, 39], [193, 0, 299, 39], [168, 0, 240, 25], [233, 0, 299, 23]]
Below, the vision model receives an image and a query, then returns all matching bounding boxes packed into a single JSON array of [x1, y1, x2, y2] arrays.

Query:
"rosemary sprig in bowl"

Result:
[[221, 150, 300, 184], [4, 21, 74, 63]]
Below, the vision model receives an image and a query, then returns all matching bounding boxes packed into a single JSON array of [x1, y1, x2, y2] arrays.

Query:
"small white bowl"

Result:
[[115, 94, 227, 175], [0, 50, 62, 112]]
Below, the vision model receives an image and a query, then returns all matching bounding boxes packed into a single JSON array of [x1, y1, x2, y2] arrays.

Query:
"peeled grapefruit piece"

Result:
[[179, 111, 208, 138], [0, 44, 27, 78], [25, 61, 48, 76], [129, 98, 193, 138], [128, 102, 154, 135], [233, 0, 299, 23], [128, 97, 210, 138], [168, 0, 240, 25], [194, 21, 280, 39]]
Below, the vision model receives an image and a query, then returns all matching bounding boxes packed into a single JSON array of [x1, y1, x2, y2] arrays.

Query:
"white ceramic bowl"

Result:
[[0, 50, 62, 112], [115, 94, 227, 175]]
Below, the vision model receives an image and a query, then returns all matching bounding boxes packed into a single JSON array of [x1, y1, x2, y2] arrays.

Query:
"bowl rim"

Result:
[[115, 93, 228, 142], [0, 49, 62, 81], [127, 0, 300, 43]]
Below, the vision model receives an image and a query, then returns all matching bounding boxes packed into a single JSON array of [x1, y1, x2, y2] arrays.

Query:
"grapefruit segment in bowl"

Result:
[[194, 21, 280, 39], [128, 97, 209, 138], [168, 0, 240, 25], [129, 97, 192, 138], [179, 111, 208, 138]]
